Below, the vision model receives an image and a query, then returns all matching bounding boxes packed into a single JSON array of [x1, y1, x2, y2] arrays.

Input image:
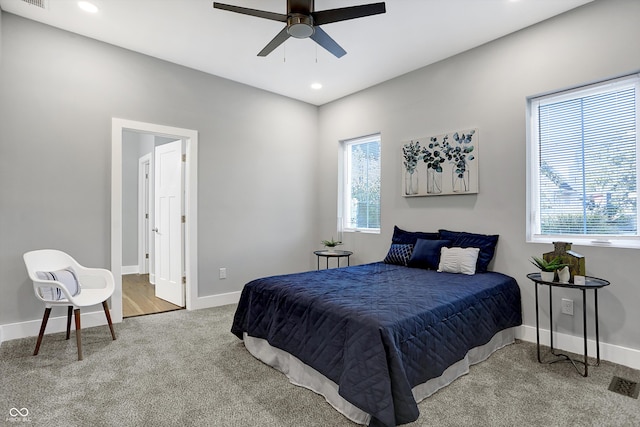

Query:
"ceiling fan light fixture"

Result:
[[287, 14, 314, 39], [213, 1, 386, 58]]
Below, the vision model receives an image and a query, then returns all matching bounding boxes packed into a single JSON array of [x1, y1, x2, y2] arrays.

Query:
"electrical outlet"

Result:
[[219, 268, 227, 279], [561, 298, 573, 315]]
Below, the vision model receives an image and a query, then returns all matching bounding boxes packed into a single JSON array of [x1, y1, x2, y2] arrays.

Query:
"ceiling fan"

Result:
[[213, 0, 386, 58]]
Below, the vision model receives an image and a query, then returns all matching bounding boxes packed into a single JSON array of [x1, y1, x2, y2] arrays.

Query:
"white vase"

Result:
[[452, 168, 470, 192], [427, 169, 442, 194], [405, 170, 418, 195], [558, 266, 570, 283], [541, 271, 555, 282]]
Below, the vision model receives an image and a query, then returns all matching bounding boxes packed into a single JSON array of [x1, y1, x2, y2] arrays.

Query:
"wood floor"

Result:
[[122, 274, 183, 318]]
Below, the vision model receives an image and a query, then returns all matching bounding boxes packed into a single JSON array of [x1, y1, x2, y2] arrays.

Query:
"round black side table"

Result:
[[313, 250, 353, 270], [526, 272, 609, 377]]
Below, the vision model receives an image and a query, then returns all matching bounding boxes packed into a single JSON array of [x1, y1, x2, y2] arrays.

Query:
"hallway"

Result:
[[122, 274, 182, 318]]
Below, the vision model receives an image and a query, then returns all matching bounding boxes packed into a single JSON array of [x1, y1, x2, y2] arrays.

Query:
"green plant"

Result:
[[530, 256, 568, 272], [321, 238, 343, 248], [402, 140, 421, 174], [422, 136, 446, 172], [443, 131, 475, 180]]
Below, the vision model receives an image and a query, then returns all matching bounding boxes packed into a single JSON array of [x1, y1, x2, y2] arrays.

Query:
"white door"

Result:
[[154, 140, 185, 306]]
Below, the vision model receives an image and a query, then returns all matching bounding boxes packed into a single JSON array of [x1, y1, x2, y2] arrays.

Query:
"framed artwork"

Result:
[[402, 129, 479, 197]]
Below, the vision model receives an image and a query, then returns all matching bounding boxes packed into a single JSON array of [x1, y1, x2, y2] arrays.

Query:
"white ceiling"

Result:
[[0, 0, 593, 105]]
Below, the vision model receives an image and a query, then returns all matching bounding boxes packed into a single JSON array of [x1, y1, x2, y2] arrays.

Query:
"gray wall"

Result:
[[2, 0, 639, 356], [121, 132, 174, 268], [0, 13, 318, 324], [316, 0, 640, 351], [122, 131, 144, 267]]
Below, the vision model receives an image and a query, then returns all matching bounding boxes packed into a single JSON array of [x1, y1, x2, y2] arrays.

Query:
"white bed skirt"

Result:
[[244, 327, 516, 425]]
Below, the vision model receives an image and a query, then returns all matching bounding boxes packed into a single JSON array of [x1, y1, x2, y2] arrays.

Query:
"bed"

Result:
[[231, 228, 522, 426]]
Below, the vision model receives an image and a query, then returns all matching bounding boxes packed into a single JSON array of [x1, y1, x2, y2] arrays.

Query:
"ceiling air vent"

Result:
[[21, 0, 48, 9]]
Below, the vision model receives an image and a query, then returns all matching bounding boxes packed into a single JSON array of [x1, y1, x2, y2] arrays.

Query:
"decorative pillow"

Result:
[[437, 247, 480, 275], [383, 243, 414, 266], [407, 239, 452, 270], [438, 229, 499, 273], [391, 226, 440, 245], [36, 268, 80, 301]]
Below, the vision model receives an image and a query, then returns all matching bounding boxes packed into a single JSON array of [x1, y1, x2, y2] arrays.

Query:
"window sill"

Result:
[[343, 229, 380, 234], [528, 235, 640, 250]]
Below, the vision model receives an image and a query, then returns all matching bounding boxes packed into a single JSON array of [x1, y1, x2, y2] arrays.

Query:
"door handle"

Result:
[[152, 228, 158, 233]]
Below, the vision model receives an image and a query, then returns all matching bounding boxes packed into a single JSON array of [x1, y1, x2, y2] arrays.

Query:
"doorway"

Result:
[[121, 135, 184, 317], [111, 118, 198, 324]]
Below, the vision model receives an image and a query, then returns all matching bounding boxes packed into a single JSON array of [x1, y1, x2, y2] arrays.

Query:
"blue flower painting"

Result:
[[401, 129, 478, 196]]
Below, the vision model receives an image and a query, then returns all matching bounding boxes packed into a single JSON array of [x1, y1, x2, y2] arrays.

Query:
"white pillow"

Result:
[[437, 247, 480, 275], [36, 267, 80, 300]]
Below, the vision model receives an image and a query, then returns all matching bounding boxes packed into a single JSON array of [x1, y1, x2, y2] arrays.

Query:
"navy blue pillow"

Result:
[[391, 226, 440, 245], [383, 244, 414, 266], [407, 239, 452, 270], [438, 229, 499, 273]]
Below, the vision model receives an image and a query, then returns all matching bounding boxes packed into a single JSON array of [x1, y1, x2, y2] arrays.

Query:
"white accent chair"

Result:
[[23, 249, 116, 360]]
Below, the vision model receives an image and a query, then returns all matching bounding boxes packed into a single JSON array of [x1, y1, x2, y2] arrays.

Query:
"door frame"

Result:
[[111, 118, 198, 323]]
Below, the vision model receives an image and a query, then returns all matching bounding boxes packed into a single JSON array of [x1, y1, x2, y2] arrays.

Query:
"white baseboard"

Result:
[[3, 299, 636, 372], [189, 291, 241, 310], [122, 265, 139, 275], [0, 308, 111, 344], [516, 324, 640, 370], [0, 292, 241, 345]]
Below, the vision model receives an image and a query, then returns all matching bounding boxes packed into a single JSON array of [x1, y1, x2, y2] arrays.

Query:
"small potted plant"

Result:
[[530, 256, 568, 282], [321, 237, 343, 253]]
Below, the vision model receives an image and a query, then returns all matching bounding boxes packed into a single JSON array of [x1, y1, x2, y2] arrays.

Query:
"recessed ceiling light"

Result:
[[78, 1, 98, 13], [311, 83, 322, 90]]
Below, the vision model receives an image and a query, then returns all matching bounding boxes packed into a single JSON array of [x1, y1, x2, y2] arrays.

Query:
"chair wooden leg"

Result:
[[66, 306, 73, 340], [102, 301, 116, 340], [33, 307, 51, 356], [74, 308, 83, 361]]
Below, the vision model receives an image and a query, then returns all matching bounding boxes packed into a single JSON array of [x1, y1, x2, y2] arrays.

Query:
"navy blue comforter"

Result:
[[231, 262, 522, 426]]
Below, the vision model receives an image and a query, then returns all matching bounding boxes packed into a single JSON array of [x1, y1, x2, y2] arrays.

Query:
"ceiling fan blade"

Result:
[[309, 27, 346, 58], [258, 27, 291, 57], [213, 2, 287, 22], [313, 2, 386, 26]]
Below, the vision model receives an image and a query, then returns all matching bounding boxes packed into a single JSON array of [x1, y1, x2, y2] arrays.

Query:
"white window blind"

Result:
[[528, 74, 640, 247], [341, 134, 381, 233]]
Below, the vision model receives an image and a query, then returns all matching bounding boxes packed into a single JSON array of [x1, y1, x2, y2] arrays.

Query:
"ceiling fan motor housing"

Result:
[[287, 14, 314, 38]]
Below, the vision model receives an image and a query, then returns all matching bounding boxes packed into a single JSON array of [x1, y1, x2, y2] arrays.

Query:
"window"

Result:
[[340, 134, 381, 233], [527, 74, 640, 248]]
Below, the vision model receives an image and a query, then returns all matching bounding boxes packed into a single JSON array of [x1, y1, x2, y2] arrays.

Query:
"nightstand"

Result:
[[313, 250, 353, 270], [526, 272, 610, 377]]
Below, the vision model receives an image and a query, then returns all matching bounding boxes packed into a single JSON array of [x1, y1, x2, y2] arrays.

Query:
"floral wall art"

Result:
[[402, 129, 479, 197]]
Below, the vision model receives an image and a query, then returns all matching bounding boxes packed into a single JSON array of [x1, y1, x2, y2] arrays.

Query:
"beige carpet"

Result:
[[1, 304, 638, 426]]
